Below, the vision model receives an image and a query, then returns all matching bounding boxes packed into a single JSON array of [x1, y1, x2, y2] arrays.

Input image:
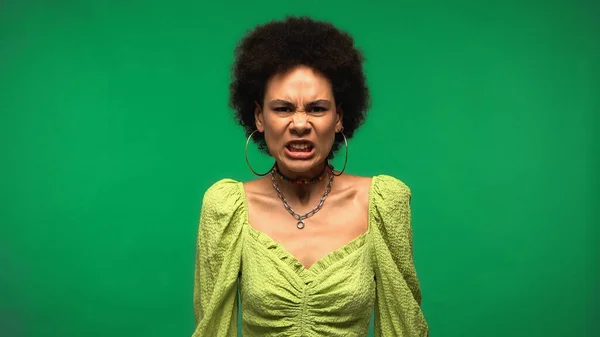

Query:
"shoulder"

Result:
[[370, 174, 412, 211], [372, 174, 411, 195], [332, 174, 373, 209], [335, 174, 373, 193], [203, 178, 242, 200], [197, 179, 246, 254], [200, 178, 246, 217], [372, 174, 411, 194], [369, 175, 413, 242]]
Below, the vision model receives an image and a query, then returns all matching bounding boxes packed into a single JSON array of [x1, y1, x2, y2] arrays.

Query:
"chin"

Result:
[[278, 157, 324, 174]]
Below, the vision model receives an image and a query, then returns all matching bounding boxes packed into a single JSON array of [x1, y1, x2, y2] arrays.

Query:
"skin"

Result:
[[256, 65, 342, 179], [243, 65, 372, 270]]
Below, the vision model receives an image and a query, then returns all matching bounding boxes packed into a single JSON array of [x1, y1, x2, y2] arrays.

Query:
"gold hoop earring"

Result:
[[329, 132, 348, 176], [245, 130, 273, 176]]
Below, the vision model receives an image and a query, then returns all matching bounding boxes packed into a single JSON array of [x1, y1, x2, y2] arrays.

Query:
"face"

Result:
[[255, 65, 343, 177]]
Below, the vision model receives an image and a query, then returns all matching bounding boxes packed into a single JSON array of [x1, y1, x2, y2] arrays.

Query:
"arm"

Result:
[[372, 175, 428, 336], [192, 180, 244, 337]]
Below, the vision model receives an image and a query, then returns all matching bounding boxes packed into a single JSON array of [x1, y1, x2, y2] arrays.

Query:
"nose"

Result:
[[290, 111, 310, 134]]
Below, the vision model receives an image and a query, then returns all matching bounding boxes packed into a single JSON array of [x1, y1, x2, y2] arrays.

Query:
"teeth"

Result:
[[289, 143, 311, 150]]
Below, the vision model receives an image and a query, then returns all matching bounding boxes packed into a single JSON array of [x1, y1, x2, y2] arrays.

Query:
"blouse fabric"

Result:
[[191, 175, 428, 336]]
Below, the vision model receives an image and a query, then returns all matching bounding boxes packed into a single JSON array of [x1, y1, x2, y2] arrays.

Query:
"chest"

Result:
[[239, 224, 375, 335], [247, 194, 369, 270]]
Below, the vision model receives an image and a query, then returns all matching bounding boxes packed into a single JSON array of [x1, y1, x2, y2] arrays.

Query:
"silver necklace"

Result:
[[270, 170, 334, 229]]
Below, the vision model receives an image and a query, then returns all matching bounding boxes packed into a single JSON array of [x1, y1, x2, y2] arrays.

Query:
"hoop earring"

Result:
[[329, 132, 348, 176], [245, 130, 273, 176]]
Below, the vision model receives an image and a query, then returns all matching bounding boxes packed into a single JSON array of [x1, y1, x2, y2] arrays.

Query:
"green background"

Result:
[[1, 1, 598, 336]]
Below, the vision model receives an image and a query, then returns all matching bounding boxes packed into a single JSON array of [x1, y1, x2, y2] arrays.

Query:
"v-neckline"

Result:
[[239, 176, 377, 274]]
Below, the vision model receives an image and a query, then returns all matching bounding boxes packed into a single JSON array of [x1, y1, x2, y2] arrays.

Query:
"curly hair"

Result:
[[229, 16, 371, 158]]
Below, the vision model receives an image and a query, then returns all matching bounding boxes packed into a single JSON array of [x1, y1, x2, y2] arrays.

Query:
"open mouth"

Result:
[[286, 142, 314, 152]]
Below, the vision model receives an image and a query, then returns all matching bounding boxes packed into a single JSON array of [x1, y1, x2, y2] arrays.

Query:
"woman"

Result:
[[192, 16, 428, 337]]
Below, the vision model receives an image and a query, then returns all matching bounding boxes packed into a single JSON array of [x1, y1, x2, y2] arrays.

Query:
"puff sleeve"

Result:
[[371, 175, 429, 336], [191, 179, 245, 337]]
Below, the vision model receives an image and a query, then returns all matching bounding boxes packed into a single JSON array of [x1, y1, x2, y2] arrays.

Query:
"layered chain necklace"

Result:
[[270, 166, 334, 229]]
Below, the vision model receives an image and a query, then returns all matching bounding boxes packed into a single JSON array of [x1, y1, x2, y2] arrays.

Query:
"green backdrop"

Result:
[[1, 1, 598, 336]]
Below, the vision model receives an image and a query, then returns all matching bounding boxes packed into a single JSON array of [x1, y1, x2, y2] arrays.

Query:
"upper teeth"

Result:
[[290, 143, 310, 149]]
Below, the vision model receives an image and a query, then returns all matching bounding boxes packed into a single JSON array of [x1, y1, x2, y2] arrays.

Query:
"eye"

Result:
[[308, 106, 328, 114], [273, 107, 293, 113]]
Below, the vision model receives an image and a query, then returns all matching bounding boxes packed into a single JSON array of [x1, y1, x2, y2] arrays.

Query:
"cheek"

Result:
[[263, 123, 286, 151], [263, 117, 285, 135], [316, 130, 336, 152]]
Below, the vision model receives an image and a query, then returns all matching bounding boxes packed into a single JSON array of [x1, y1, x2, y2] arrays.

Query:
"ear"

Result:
[[335, 103, 343, 132], [254, 101, 265, 132]]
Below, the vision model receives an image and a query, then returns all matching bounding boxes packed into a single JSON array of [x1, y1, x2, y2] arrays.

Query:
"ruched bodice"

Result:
[[241, 225, 375, 336]]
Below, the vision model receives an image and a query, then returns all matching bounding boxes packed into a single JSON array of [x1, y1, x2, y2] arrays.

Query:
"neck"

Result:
[[274, 162, 331, 205]]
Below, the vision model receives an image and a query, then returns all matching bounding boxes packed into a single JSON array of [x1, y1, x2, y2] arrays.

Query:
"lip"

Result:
[[284, 139, 316, 160], [284, 139, 316, 148]]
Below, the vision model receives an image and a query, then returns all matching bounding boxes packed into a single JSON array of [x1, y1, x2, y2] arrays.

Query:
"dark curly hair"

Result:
[[229, 16, 371, 158]]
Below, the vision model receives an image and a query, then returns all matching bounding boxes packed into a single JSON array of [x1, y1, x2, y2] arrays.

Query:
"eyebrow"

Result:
[[268, 99, 331, 106]]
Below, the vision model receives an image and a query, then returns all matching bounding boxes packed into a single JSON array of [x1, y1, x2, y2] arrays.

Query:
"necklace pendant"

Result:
[[296, 220, 305, 229]]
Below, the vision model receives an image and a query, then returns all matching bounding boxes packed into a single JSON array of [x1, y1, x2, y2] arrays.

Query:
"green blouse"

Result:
[[192, 175, 428, 336]]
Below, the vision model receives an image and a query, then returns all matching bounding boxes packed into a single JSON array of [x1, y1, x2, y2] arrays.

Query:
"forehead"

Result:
[[264, 66, 333, 99]]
